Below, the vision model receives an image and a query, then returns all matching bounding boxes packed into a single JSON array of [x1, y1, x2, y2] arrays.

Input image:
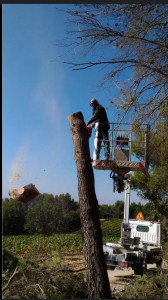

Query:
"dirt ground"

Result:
[[63, 252, 160, 294], [63, 252, 85, 272], [107, 264, 157, 294]]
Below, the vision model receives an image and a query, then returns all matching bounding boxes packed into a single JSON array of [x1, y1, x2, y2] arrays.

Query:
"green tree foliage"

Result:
[[55, 193, 79, 211], [132, 108, 168, 218], [99, 200, 160, 221], [3, 198, 26, 235], [129, 201, 156, 220], [99, 201, 124, 219], [129, 201, 142, 219], [113, 200, 124, 218], [24, 193, 80, 235], [3, 193, 80, 236], [60, 4, 168, 125], [98, 204, 113, 219], [3, 193, 161, 236]]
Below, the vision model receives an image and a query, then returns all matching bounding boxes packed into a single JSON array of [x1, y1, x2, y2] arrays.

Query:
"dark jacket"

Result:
[[88, 104, 110, 130]]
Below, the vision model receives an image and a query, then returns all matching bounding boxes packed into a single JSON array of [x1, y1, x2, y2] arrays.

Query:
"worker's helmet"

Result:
[[90, 98, 99, 106]]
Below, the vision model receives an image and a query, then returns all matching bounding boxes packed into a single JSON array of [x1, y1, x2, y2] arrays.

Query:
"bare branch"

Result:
[[2, 268, 19, 291], [64, 59, 168, 77], [31, 284, 46, 299], [59, 4, 168, 125]]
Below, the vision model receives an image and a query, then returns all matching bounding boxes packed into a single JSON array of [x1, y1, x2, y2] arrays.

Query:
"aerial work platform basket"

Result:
[[92, 122, 150, 175]]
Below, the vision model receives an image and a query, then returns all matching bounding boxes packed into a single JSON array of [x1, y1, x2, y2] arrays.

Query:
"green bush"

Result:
[[24, 193, 80, 235], [3, 249, 19, 271], [3, 194, 80, 236], [45, 272, 86, 299], [3, 252, 87, 299], [116, 272, 168, 299], [3, 199, 26, 235]]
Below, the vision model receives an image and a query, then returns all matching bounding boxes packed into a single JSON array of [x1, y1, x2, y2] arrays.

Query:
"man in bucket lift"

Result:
[[86, 98, 110, 161]]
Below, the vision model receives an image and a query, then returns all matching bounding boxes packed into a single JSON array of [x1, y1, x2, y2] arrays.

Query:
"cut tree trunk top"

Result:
[[9, 183, 40, 203]]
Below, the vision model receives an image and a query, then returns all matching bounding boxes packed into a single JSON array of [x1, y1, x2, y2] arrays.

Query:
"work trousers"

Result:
[[97, 126, 110, 159]]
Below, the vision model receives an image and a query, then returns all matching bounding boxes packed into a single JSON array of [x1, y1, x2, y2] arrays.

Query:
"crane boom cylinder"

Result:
[[124, 181, 130, 225]]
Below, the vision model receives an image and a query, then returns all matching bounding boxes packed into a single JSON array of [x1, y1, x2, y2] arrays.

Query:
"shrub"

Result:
[[24, 193, 80, 235], [3, 252, 87, 299], [3, 249, 19, 271], [116, 271, 168, 299], [3, 199, 26, 235]]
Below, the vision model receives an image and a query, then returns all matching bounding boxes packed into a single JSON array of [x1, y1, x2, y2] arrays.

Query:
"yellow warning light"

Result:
[[136, 211, 144, 220]]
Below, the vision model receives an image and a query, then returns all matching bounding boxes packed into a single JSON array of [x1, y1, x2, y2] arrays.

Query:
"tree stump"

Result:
[[68, 112, 111, 299], [9, 183, 40, 203]]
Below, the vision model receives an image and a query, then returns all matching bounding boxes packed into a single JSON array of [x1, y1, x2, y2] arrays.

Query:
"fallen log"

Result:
[[9, 183, 40, 203]]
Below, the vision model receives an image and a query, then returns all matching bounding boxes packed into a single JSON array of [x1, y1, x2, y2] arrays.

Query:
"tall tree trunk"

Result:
[[68, 112, 111, 299]]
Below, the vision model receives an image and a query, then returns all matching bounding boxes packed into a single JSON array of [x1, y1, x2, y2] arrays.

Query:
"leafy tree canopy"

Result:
[[24, 193, 80, 235], [3, 193, 80, 236], [132, 108, 168, 218], [3, 198, 26, 235]]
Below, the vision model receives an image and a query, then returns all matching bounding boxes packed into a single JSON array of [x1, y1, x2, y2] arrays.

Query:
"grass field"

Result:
[[3, 218, 168, 299], [3, 218, 122, 259], [2, 218, 122, 299]]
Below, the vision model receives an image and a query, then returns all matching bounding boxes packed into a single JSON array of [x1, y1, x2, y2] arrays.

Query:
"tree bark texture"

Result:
[[68, 112, 111, 299], [9, 183, 40, 203]]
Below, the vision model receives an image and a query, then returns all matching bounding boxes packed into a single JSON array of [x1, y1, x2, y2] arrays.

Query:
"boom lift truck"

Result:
[[92, 122, 162, 276]]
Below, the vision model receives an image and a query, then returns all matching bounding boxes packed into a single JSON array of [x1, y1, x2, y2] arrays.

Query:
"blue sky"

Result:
[[2, 4, 146, 205]]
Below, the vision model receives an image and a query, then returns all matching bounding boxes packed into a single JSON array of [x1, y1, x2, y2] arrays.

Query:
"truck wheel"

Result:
[[133, 263, 144, 276], [108, 266, 115, 270], [156, 259, 162, 268]]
